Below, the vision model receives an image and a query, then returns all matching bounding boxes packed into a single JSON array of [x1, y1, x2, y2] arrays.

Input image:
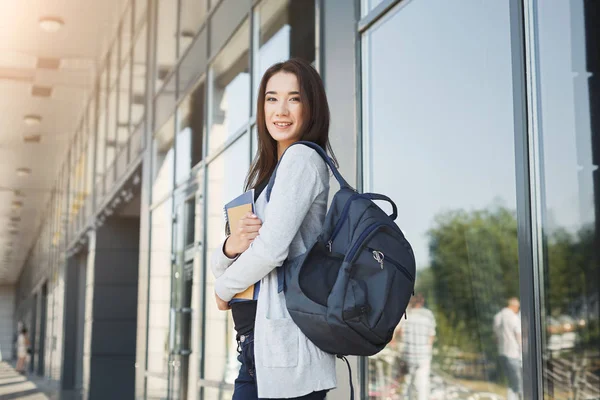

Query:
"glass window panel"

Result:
[[251, 124, 258, 160], [96, 69, 108, 176], [118, 59, 132, 146], [132, 23, 147, 128], [533, 2, 600, 399], [153, 115, 175, 202], [106, 81, 118, 169], [252, 0, 291, 115], [85, 103, 95, 213], [361, 0, 384, 18], [179, 0, 207, 57], [134, 0, 147, 32], [184, 199, 195, 247], [204, 133, 250, 383], [208, 19, 250, 154], [156, 0, 178, 93], [176, 79, 205, 183], [147, 198, 173, 396], [362, 1, 522, 398], [203, 387, 233, 400], [110, 49, 119, 88], [120, 5, 133, 64]]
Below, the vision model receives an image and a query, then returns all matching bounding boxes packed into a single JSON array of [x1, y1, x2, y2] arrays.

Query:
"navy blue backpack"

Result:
[[266, 142, 416, 363]]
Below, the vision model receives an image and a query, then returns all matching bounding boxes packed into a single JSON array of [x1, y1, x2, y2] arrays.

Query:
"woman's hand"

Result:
[[215, 292, 230, 310], [224, 212, 263, 258]]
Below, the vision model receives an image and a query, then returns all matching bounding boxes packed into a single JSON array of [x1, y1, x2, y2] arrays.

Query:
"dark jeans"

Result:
[[233, 331, 328, 400]]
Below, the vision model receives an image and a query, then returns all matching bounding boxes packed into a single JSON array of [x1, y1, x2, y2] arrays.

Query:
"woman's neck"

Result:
[[277, 140, 298, 160]]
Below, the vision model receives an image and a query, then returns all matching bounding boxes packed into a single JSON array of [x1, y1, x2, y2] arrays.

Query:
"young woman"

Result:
[[211, 58, 337, 399], [16, 327, 30, 374]]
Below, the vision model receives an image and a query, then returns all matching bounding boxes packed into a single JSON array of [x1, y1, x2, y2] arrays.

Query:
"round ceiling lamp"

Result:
[[23, 114, 42, 126], [39, 16, 65, 33], [16, 168, 31, 177]]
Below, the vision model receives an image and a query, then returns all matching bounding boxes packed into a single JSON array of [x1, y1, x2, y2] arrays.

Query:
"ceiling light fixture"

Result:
[[39, 16, 65, 33], [23, 114, 42, 126], [180, 29, 195, 39], [16, 168, 31, 177]]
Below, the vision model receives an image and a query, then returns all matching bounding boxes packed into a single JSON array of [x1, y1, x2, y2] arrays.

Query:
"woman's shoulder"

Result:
[[283, 144, 329, 177]]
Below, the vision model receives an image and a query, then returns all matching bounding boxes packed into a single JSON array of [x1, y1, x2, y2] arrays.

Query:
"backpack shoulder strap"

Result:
[[266, 141, 352, 202]]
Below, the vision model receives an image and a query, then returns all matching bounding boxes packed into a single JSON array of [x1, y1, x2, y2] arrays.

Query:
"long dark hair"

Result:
[[244, 58, 337, 191]]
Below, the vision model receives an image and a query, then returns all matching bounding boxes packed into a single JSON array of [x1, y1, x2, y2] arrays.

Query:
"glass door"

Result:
[[168, 198, 196, 400]]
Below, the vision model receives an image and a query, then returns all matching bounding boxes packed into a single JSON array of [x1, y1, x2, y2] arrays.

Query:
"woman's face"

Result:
[[264, 71, 304, 151]]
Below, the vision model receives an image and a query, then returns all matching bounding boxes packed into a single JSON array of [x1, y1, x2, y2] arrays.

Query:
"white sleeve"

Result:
[[214, 148, 325, 302], [210, 238, 238, 278]]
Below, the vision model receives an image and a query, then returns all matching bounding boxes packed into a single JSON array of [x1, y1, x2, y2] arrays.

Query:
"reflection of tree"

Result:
[[545, 225, 599, 349], [418, 206, 599, 382], [425, 206, 519, 360]]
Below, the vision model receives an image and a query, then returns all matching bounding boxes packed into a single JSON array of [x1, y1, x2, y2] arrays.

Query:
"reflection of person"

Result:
[[493, 297, 523, 400], [397, 293, 436, 400], [211, 58, 337, 399], [12, 321, 23, 361], [16, 327, 30, 374]]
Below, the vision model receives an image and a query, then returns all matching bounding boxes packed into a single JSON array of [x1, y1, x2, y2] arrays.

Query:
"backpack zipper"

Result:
[[367, 247, 414, 282], [326, 193, 363, 251], [346, 222, 392, 263]]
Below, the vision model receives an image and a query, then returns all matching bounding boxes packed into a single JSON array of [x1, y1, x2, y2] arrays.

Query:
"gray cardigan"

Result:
[[211, 145, 337, 398]]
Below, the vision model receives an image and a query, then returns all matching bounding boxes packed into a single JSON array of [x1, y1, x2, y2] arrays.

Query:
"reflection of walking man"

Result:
[[493, 298, 523, 400], [398, 293, 436, 400]]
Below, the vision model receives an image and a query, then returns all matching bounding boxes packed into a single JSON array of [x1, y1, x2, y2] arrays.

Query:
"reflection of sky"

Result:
[[536, 0, 596, 233], [363, 0, 517, 268], [211, 72, 250, 151], [254, 25, 291, 105]]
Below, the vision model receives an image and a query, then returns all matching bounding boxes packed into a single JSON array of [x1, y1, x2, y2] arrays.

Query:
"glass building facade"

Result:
[[12, 0, 599, 399]]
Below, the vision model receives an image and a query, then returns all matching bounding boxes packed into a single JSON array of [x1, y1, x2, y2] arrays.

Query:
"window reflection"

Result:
[[208, 20, 250, 154], [179, 0, 207, 57], [251, 124, 258, 160], [120, 4, 133, 64], [534, 2, 600, 399], [156, 0, 177, 93], [85, 104, 95, 211], [134, 0, 147, 32], [362, 1, 521, 398], [132, 22, 147, 128], [361, 0, 384, 17], [204, 133, 250, 383], [107, 65, 118, 168], [153, 115, 175, 202], [252, 0, 290, 113], [118, 59, 131, 146], [96, 68, 108, 197], [176, 79, 205, 184], [252, 0, 315, 114], [147, 198, 173, 398], [204, 387, 233, 400]]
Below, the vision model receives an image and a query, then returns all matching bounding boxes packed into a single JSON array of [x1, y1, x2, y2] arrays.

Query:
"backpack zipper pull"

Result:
[[327, 240, 333, 252], [372, 250, 384, 269]]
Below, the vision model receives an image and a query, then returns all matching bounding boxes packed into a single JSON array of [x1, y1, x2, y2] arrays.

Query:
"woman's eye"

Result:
[[290, 97, 301, 102], [266, 97, 277, 102]]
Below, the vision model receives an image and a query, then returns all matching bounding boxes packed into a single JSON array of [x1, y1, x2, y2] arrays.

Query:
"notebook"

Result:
[[224, 189, 259, 303]]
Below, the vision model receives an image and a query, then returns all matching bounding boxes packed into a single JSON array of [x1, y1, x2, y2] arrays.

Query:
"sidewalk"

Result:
[[0, 362, 61, 400]]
